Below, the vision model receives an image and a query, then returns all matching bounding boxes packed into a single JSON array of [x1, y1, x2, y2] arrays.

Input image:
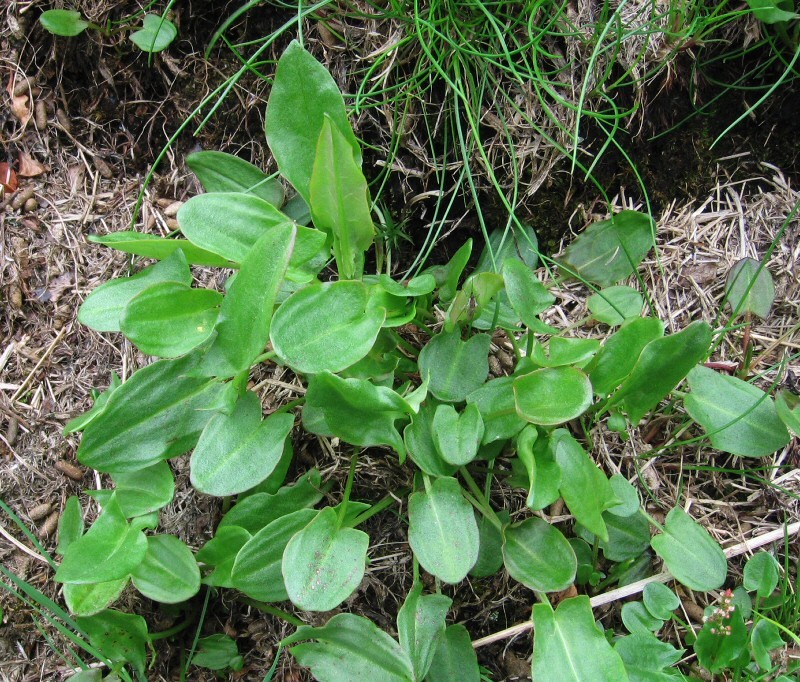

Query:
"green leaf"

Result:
[[643, 582, 681, 620], [532, 597, 630, 682], [556, 210, 655, 287], [55, 496, 147, 584], [198, 225, 296, 377], [650, 507, 727, 591], [219, 470, 323, 533], [529, 337, 600, 368], [503, 516, 576, 592], [607, 474, 640, 517], [192, 634, 243, 672], [470, 510, 509, 577], [432, 403, 484, 466], [599, 511, 651, 562], [186, 151, 284, 206], [426, 239, 472, 302], [408, 477, 479, 583], [78, 250, 191, 332], [514, 366, 593, 426], [64, 578, 127, 617], [178, 193, 296, 262], [271, 281, 384, 374], [77, 351, 230, 473], [746, 0, 799, 24], [725, 257, 775, 319], [502, 258, 555, 329], [608, 320, 712, 424], [418, 331, 490, 403], [266, 41, 361, 206], [615, 633, 684, 682], [56, 496, 84, 556], [109, 460, 175, 517], [588, 286, 644, 326], [474, 225, 539, 273], [196, 526, 251, 588], [304, 372, 412, 455], [684, 365, 790, 457], [403, 402, 458, 477], [516, 426, 562, 510], [283, 507, 368, 611], [396, 582, 451, 681], [39, 9, 89, 36], [131, 535, 200, 603], [554, 431, 617, 542], [120, 281, 221, 358], [776, 390, 800, 436], [588, 317, 665, 397], [190, 391, 294, 496], [231, 509, 318, 602], [310, 116, 374, 279], [622, 601, 663, 635], [467, 377, 527, 444], [77, 610, 148, 677], [743, 552, 780, 598], [694, 606, 748, 673], [751, 619, 784, 670], [284, 613, 414, 682], [88, 231, 232, 267], [445, 272, 505, 330], [129, 14, 177, 53], [425, 624, 480, 682]]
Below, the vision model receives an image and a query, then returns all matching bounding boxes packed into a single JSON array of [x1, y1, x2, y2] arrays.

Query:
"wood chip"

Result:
[[55, 459, 85, 480]]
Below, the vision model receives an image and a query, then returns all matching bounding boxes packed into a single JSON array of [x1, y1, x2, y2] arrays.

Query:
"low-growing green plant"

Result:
[[616, 550, 800, 680], [52, 41, 798, 681], [39, 3, 177, 54]]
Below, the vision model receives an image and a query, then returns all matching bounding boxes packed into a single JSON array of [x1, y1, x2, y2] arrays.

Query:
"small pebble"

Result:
[[23, 197, 38, 213], [55, 459, 85, 480]]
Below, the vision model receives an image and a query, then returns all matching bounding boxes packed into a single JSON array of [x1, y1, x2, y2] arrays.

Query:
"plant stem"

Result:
[[149, 618, 194, 641], [338, 450, 359, 528], [459, 467, 502, 529], [239, 598, 305, 628], [350, 491, 404, 527]]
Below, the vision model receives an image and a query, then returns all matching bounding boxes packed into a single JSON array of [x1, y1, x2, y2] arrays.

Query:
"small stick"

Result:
[[472, 521, 800, 648]]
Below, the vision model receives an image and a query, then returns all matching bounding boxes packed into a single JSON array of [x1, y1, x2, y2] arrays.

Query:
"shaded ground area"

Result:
[[1, 2, 799, 680]]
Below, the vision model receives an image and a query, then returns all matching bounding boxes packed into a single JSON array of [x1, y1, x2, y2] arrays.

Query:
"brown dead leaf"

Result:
[[6, 77, 32, 127], [17, 152, 48, 177], [0, 162, 18, 194]]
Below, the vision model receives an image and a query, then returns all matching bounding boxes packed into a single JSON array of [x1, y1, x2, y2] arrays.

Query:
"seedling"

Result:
[[39, 5, 177, 54]]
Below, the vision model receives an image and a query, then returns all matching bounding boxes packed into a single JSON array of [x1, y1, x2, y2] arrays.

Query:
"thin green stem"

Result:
[[239, 598, 305, 628]]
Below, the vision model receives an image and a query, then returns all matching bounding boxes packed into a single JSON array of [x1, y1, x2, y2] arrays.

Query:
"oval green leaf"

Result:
[[129, 14, 177, 53], [131, 535, 200, 603], [587, 286, 643, 326], [533, 596, 629, 682], [684, 365, 790, 457], [725, 257, 775, 320], [743, 552, 780, 598], [408, 477, 479, 583], [87, 231, 232, 267], [121, 281, 221, 358], [191, 391, 294, 497], [650, 507, 727, 592], [432, 403, 484, 466], [502, 516, 576, 592], [186, 150, 284, 206], [418, 331, 491, 403], [284, 613, 414, 682], [425, 624, 480, 682], [40, 9, 89, 36], [514, 366, 593, 426], [231, 509, 318, 602], [271, 281, 385, 374], [283, 507, 369, 611]]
